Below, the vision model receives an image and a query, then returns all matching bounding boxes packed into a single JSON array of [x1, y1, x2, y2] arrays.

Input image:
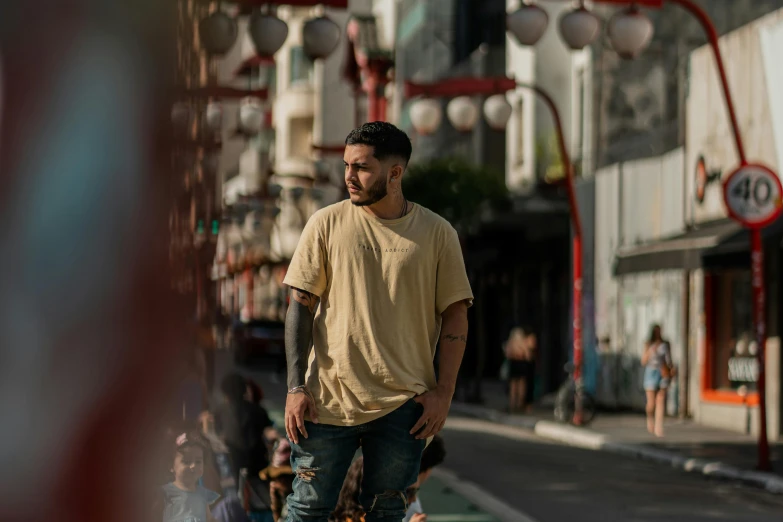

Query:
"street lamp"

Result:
[[483, 94, 514, 131], [446, 97, 480, 132], [506, 3, 549, 46], [239, 98, 265, 134], [409, 98, 443, 135], [558, 4, 601, 50], [204, 101, 223, 133], [406, 77, 584, 426], [198, 11, 239, 55], [607, 5, 655, 59], [302, 16, 342, 60], [249, 11, 290, 57]]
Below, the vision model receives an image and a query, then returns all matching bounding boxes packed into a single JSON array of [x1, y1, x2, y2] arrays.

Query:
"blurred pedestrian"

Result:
[[641, 323, 674, 437], [214, 373, 274, 482], [155, 431, 220, 522], [282, 122, 473, 522], [504, 326, 535, 413]]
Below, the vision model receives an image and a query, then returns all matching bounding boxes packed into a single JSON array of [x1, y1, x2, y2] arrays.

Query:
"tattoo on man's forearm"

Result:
[[285, 289, 319, 389], [293, 289, 318, 314], [442, 333, 468, 344]]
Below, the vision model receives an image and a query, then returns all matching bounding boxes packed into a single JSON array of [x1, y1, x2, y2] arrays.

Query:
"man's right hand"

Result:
[[285, 389, 319, 444], [410, 513, 427, 522]]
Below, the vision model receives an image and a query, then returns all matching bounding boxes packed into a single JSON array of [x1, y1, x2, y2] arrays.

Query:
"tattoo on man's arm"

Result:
[[285, 288, 320, 389], [442, 333, 468, 344], [292, 289, 319, 314]]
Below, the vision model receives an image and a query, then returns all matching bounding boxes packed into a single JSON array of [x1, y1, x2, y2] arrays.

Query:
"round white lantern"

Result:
[[559, 6, 601, 50], [409, 98, 443, 135], [446, 96, 480, 132], [302, 16, 342, 60], [483, 94, 513, 130], [204, 101, 223, 133], [239, 98, 264, 134], [198, 12, 238, 55], [607, 6, 654, 59], [506, 3, 549, 46], [249, 12, 289, 57], [171, 102, 192, 134]]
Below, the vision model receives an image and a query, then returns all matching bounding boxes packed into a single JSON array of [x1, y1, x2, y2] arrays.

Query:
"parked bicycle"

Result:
[[553, 362, 597, 426]]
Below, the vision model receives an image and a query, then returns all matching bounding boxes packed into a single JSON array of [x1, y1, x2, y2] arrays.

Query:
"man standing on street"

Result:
[[282, 121, 473, 522]]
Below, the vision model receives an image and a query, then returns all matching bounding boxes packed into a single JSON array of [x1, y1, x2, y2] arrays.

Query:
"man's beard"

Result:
[[350, 175, 388, 207]]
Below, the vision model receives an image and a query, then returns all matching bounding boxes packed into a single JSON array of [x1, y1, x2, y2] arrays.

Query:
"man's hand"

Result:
[[285, 389, 319, 444], [410, 514, 427, 522], [410, 386, 453, 439]]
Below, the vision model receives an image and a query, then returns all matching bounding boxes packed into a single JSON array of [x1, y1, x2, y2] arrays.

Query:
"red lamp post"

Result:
[[405, 78, 585, 423], [507, 0, 774, 468]]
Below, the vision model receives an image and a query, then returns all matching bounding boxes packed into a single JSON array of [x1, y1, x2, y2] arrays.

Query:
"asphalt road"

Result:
[[439, 417, 783, 522], [223, 354, 783, 522]]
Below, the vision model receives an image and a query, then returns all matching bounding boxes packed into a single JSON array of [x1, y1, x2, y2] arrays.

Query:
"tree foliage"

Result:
[[403, 157, 510, 235]]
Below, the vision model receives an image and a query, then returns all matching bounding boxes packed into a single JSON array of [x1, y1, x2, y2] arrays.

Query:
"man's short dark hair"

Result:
[[420, 435, 446, 474], [345, 121, 413, 165]]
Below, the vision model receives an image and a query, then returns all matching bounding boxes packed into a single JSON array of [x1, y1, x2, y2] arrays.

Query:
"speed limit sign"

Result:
[[723, 163, 783, 228]]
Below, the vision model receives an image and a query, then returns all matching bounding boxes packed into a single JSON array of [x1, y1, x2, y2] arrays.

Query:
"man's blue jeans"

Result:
[[286, 399, 426, 522]]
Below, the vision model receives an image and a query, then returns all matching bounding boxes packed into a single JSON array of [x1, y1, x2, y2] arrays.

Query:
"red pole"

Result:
[[377, 93, 388, 123], [665, 0, 769, 468], [367, 75, 379, 122], [751, 229, 771, 470], [531, 85, 584, 424], [667, 0, 746, 165]]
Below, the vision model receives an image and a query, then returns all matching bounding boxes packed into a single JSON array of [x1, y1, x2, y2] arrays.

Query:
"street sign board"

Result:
[[722, 163, 783, 228]]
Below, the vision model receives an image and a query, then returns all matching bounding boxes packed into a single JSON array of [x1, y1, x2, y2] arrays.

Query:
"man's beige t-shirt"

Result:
[[283, 200, 474, 426]]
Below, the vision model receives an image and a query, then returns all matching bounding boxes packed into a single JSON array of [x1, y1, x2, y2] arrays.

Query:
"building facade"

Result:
[[592, 8, 783, 439]]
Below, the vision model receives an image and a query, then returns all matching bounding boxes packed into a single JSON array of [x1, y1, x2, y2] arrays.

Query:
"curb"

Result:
[[449, 402, 783, 495]]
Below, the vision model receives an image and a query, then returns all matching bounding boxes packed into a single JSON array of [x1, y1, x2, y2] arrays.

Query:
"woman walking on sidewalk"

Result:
[[642, 324, 674, 437]]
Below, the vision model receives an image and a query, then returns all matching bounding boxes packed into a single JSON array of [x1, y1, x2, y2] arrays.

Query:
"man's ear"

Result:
[[390, 163, 404, 183]]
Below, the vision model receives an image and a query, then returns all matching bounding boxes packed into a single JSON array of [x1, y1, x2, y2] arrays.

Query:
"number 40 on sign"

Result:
[[723, 164, 783, 228]]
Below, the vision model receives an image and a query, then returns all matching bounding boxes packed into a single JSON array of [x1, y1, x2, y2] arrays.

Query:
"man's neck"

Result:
[[362, 192, 408, 220]]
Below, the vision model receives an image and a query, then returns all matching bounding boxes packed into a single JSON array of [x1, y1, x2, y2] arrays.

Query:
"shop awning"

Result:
[[613, 220, 742, 276], [701, 215, 783, 269]]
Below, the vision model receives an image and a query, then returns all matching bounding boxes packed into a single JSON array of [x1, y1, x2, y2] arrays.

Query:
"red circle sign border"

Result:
[[722, 163, 783, 229]]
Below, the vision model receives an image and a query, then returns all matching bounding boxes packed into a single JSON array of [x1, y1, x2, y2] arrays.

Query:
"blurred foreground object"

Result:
[[0, 2, 190, 522]]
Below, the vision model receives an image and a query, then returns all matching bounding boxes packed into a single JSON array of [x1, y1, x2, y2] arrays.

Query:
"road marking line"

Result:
[[432, 468, 540, 522]]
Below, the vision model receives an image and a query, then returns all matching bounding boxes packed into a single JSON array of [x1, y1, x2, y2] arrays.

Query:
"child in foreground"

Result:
[[156, 431, 220, 522]]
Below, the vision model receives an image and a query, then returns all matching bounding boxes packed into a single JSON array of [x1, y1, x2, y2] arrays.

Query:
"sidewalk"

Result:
[[451, 379, 783, 495]]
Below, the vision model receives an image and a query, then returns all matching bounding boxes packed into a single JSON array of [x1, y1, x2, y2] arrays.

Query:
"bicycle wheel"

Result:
[[553, 382, 575, 423], [555, 388, 597, 426], [575, 391, 597, 426]]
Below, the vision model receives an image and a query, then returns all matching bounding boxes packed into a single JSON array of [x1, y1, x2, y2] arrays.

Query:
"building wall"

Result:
[[686, 9, 783, 226], [591, 0, 783, 169], [685, 8, 783, 438], [593, 149, 687, 413]]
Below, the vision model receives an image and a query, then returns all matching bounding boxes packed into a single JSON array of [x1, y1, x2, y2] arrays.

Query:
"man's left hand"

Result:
[[410, 386, 453, 439]]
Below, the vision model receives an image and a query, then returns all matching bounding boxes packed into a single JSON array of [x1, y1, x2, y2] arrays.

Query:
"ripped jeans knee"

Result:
[[362, 489, 408, 520], [294, 466, 320, 483]]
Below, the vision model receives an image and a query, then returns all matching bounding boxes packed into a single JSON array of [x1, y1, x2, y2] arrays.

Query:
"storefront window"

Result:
[[712, 270, 757, 391]]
